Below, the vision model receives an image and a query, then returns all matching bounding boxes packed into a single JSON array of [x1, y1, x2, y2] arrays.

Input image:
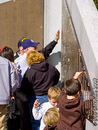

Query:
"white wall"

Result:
[[66, 0, 98, 129], [66, 0, 98, 88], [44, 0, 62, 81], [86, 120, 98, 130]]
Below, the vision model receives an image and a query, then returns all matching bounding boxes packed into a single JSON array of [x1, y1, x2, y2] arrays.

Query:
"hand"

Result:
[[11, 96, 15, 100], [33, 99, 40, 108], [73, 72, 83, 79], [55, 30, 60, 42]]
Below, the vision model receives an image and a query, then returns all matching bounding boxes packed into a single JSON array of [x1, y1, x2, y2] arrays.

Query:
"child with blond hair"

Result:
[[32, 86, 60, 130], [43, 107, 59, 130]]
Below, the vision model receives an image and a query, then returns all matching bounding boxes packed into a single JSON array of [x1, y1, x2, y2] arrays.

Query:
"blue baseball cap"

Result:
[[22, 39, 39, 50], [18, 37, 26, 48]]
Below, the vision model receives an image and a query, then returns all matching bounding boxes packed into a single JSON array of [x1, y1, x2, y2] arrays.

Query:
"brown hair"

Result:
[[0, 46, 14, 62], [65, 78, 81, 96], [43, 107, 59, 126], [26, 50, 45, 66]]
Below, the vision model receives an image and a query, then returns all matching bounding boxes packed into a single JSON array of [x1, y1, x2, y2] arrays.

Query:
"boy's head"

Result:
[[48, 86, 60, 107], [43, 107, 59, 127], [65, 78, 81, 96]]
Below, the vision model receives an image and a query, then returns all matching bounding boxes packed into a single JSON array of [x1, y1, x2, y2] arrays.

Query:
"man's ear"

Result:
[[19, 46, 23, 51], [26, 48, 29, 53]]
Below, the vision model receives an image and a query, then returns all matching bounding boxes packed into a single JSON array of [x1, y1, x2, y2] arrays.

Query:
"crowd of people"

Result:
[[0, 30, 86, 130]]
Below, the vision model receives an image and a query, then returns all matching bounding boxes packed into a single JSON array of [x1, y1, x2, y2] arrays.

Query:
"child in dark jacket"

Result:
[[56, 72, 86, 130]]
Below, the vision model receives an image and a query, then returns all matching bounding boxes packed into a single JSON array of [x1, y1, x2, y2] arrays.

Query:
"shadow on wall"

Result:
[[47, 51, 61, 66], [47, 51, 61, 88]]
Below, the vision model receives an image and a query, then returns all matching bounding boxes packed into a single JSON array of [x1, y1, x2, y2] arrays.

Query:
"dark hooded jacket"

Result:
[[21, 61, 60, 96], [44, 125, 57, 130], [56, 89, 86, 130]]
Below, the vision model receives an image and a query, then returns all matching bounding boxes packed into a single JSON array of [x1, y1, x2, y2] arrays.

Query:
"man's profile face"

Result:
[[27, 46, 38, 53], [19, 46, 23, 51]]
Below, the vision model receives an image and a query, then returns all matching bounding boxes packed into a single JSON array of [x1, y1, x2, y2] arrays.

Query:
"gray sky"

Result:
[[0, 0, 11, 4]]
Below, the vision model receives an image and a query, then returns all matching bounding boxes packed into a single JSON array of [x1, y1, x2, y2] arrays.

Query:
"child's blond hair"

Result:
[[48, 86, 60, 101], [26, 50, 45, 66], [43, 107, 59, 126]]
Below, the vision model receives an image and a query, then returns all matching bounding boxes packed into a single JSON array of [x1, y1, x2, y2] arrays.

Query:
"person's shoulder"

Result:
[[41, 102, 50, 107], [0, 57, 14, 71], [40, 102, 51, 110], [44, 102, 50, 105], [15, 54, 26, 64], [48, 63, 59, 72], [14, 55, 21, 64], [38, 102, 48, 112], [0, 56, 8, 62], [43, 102, 54, 110], [14, 50, 20, 60], [0, 56, 11, 65], [20, 53, 27, 61]]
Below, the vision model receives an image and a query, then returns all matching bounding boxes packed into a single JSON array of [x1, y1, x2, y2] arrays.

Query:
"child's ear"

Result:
[[64, 87, 66, 93], [77, 91, 80, 96]]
